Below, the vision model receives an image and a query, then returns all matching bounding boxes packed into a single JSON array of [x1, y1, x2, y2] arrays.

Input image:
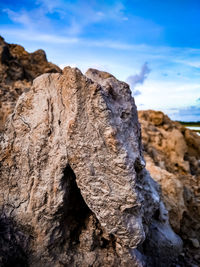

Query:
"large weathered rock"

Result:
[[139, 110, 200, 266], [0, 36, 61, 132], [0, 68, 182, 266]]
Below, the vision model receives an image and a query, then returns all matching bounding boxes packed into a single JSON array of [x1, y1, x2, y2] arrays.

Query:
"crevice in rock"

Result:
[[48, 164, 93, 257], [62, 164, 92, 246]]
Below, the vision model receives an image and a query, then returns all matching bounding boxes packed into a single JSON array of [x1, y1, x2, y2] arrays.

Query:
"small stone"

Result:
[[189, 238, 200, 248]]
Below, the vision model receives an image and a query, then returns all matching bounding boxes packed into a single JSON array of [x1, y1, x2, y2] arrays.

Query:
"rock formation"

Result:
[[139, 110, 200, 266], [0, 67, 182, 266], [1, 37, 200, 266], [0, 36, 61, 132]]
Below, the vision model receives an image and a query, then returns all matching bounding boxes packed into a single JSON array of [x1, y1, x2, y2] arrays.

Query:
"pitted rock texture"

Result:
[[139, 110, 200, 266], [0, 36, 61, 132], [0, 67, 182, 266]]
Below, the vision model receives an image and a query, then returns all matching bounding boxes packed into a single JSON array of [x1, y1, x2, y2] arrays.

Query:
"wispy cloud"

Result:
[[126, 62, 151, 96], [2, 7, 54, 32], [0, 27, 135, 48], [35, 0, 64, 13], [3, 8, 32, 26], [2, 23, 200, 64], [1, 2, 123, 39], [1, 0, 163, 43], [0, 27, 160, 51], [0, 28, 78, 44], [175, 59, 200, 68]]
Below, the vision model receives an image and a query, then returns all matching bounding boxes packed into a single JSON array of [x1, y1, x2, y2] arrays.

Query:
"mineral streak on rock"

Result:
[[0, 67, 182, 266], [0, 36, 61, 132]]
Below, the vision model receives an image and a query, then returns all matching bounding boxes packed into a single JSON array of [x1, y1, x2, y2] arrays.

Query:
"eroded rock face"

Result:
[[0, 36, 61, 132], [0, 68, 182, 266], [139, 110, 200, 266]]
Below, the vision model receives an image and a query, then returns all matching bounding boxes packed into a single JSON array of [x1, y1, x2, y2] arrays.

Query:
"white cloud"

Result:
[[136, 80, 200, 110]]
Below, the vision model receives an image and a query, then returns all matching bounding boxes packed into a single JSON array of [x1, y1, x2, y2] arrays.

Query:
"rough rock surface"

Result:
[[0, 36, 61, 132], [139, 110, 200, 266], [0, 68, 182, 266]]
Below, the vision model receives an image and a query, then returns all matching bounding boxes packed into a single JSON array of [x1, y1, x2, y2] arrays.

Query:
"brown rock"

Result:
[[0, 68, 182, 266], [139, 109, 200, 266]]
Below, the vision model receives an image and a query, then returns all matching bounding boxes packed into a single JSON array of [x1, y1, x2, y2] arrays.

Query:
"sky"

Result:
[[0, 0, 200, 121]]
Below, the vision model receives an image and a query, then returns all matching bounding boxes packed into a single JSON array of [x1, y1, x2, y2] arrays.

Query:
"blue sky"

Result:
[[0, 0, 200, 121]]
